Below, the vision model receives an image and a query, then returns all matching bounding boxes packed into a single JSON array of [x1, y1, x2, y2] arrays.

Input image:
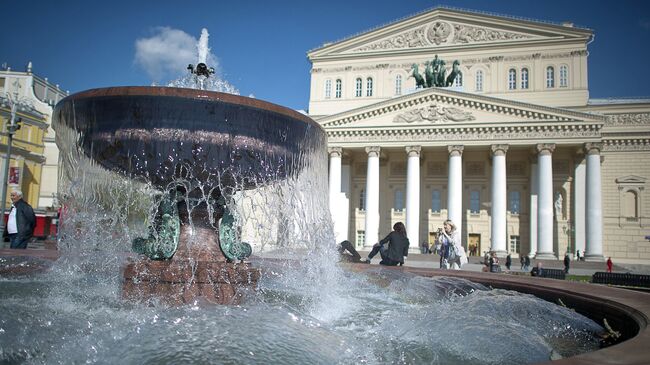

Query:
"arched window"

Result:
[[559, 65, 568, 88], [325, 79, 332, 99], [395, 75, 402, 95], [508, 68, 517, 90], [359, 189, 365, 211], [454, 72, 463, 87], [394, 189, 404, 211], [509, 191, 521, 214], [623, 190, 638, 218], [475, 70, 483, 91], [355, 78, 362, 97], [335, 79, 342, 98], [546, 66, 555, 88], [431, 190, 441, 213], [366, 77, 373, 97], [521, 68, 529, 89]]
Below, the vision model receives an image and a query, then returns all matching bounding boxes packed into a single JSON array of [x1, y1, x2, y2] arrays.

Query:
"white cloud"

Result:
[[134, 27, 220, 83]]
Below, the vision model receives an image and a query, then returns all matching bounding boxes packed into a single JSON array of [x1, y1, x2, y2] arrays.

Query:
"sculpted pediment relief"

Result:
[[348, 21, 537, 53], [393, 103, 475, 123]]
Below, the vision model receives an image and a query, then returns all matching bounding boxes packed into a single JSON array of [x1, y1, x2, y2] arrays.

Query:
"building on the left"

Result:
[[0, 62, 68, 236]]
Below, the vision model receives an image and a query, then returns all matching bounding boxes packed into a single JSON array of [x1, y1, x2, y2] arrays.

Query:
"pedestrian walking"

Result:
[[505, 253, 512, 270], [3, 190, 36, 249], [606, 257, 613, 273], [563, 253, 570, 274]]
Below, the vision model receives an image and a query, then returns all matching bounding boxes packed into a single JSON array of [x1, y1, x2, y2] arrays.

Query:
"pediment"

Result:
[[309, 7, 591, 58], [320, 87, 604, 130], [616, 175, 647, 185]]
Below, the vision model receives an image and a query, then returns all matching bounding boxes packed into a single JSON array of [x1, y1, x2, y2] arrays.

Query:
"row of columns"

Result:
[[328, 143, 604, 260]]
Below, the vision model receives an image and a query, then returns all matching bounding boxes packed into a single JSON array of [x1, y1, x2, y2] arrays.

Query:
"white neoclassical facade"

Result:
[[307, 7, 650, 263]]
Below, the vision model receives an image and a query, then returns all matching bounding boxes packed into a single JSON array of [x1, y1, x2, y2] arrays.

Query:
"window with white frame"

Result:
[[508, 68, 517, 90], [335, 79, 342, 98], [325, 79, 332, 99], [356, 230, 365, 247], [431, 190, 441, 213], [366, 77, 373, 97], [470, 190, 480, 213], [454, 72, 463, 87], [623, 190, 639, 218], [509, 190, 521, 214], [509, 235, 521, 254], [546, 66, 555, 88], [475, 70, 483, 91], [395, 75, 402, 95], [559, 65, 568, 88], [521, 68, 529, 89], [355, 78, 362, 97]]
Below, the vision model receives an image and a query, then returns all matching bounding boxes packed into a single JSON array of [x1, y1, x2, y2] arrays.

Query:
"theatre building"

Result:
[[307, 7, 650, 262]]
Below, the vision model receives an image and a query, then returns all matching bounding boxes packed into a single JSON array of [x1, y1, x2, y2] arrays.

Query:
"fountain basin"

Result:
[[346, 264, 650, 365], [53, 86, 326, 190]]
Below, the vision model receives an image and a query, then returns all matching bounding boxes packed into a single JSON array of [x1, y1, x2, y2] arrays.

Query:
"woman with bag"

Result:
[[437, 219, 466, 270]]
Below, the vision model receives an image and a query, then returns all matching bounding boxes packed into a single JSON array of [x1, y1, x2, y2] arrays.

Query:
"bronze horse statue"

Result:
[[445, 60, 462, 87], [410, 64, 426, 89]]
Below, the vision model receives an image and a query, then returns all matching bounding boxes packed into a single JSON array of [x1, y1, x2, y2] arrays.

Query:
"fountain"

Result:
[[2, 29, 649, 364]]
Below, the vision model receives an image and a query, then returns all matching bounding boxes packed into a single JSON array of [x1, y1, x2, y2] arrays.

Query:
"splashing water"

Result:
[[167, 28, 239, 93]]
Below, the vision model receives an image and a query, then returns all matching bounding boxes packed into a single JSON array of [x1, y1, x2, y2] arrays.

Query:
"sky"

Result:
[[1, 0, 649, 111]]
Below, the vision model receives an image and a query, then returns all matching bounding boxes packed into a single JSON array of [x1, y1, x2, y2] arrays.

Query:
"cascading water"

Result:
[[0, 29, 605, 364]]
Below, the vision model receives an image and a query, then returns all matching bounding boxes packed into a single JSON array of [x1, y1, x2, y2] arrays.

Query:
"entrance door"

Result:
[[468, 234, 480, 256]]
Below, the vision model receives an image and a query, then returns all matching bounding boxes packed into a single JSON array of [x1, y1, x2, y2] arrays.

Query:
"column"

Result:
[[490, 144, 508, 255], [328, 147, 348, 243], [405, 146, 421, 245], [328, 147, 342, 214], [573, 154, 586, 258], [584, 143, 605, 261], [529, 157, 538, 257], [535, 143, 556, 259], [447, 146, 464, 238], [364, 146, 381, 248]]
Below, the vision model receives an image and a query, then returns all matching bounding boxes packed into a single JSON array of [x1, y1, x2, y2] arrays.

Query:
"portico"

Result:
[[324, 88, 605, 259]]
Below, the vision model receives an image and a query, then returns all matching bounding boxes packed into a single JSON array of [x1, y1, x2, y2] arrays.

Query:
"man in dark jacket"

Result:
[[5, 190, 36, 249]]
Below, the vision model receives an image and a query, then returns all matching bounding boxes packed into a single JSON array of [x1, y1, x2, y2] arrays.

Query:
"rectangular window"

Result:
[[335, 79, 342, 98], [395, 75, 402, 95], [508, 191, 521, 214], [356, 230, 365, 247], [521, 68, 529, 89], [355, 78, 362, 97], [394, 189, 404, 211], [431, 190, 441, 213], [470, 190, 480, 213], [475, 71, 483, 92], [509, 235, 520, 254], [325, 79, 331, 99], [366, 78, 373, 97], [559, 65, 568, 88]]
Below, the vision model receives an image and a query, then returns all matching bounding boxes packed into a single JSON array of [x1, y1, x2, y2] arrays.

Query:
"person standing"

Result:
[[606, 257, 613, 273], [363, 222, 410, 266], [4, 190, 36, 249], [420, 240, 429, 254], [524, 255, 531, 271], [563, 253, 570, 274], [505, 253, 512, 270], [576, 250, 581, 261], [437, 219, 465, 270], [520, 255, 525, 270]]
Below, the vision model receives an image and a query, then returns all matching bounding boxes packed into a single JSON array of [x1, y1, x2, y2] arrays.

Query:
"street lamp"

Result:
[[0, 91, 31, 236], [563, 221, 574, 258]]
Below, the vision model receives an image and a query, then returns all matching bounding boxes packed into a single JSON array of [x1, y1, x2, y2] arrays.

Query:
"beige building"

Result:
[[308, 7, 650, 263], [0, 63, 68, 212]]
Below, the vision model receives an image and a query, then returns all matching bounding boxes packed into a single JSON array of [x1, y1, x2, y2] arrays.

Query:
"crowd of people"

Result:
[[337, 219, 618, 276]]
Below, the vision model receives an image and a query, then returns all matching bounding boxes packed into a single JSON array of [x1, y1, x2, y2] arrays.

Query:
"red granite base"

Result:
[[122, 259, 260, 305], [122, 220, 260, 305]]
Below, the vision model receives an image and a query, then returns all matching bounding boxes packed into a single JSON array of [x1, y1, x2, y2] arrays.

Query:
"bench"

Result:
[[530, 267, 566, 280], [592, 272, 650, 288]]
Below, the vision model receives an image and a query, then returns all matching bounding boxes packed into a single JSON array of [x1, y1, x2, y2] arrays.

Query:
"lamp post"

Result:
[[563, 221, 574, 258], [0, 91, 29, 236]]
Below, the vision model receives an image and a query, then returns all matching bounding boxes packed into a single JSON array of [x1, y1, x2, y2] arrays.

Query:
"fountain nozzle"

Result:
[[188, 63, 215, 78]]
